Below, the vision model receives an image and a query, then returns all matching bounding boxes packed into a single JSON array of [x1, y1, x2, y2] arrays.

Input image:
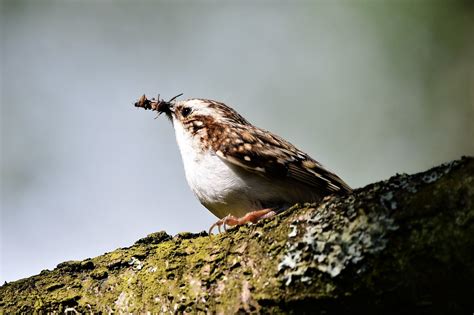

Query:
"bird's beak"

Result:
[[134, 93, 182, 122], [156, 101, 174, 118], [160, 93, 183, 119]]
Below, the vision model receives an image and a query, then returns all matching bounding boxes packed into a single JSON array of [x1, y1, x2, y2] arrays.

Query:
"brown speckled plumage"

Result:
[[135, 94, 352, 196], [135, 93, 353, 232]]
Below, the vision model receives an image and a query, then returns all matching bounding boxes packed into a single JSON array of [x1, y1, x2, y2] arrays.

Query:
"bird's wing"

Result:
[[214, 125, 352, 194]]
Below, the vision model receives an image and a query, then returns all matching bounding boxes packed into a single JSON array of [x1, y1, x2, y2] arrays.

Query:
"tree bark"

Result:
[[1, 157, 473, 314]]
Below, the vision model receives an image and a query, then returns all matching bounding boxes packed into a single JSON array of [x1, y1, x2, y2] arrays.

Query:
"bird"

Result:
[[134, 94, 352, 234]]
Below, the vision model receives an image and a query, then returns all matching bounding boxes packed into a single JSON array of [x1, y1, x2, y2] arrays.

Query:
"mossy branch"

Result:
[[1, 157, 473, 313]]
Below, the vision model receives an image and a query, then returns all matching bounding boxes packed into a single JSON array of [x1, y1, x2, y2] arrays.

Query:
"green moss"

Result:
[[1, 157, 473, 313]]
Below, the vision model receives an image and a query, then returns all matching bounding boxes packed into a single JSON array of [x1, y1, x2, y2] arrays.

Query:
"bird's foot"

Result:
[[208, 208, 276, 235]]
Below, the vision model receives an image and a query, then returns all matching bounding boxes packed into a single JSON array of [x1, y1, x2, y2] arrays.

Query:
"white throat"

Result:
[[172, 118, 255, 218]]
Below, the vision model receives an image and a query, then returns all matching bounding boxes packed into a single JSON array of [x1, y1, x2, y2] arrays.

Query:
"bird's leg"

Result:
[[208, 208, 276, 235]]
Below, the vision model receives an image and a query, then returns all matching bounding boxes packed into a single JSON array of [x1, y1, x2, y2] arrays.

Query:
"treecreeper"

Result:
[[134, 94, 351, 233]]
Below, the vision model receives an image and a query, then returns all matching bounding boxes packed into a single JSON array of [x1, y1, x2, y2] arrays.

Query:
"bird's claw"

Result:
[[209, 214, 233, 235], [208, 209, 276, 235]]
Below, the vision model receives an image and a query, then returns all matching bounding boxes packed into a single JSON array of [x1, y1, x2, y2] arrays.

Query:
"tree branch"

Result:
[[1, 157, 473, 313]]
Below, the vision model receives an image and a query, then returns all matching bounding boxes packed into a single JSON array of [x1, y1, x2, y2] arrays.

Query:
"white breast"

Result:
[[172, 119, 261, 218], [171, 118, 321, 219]]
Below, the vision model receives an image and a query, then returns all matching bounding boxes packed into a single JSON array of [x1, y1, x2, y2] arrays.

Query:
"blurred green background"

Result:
[[1, 0, 473, 283]]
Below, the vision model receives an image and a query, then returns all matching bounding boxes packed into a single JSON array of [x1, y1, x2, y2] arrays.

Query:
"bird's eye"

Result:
[[181, 107, 192, 117]]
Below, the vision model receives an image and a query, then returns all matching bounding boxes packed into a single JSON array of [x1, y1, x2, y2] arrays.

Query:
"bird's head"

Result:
[[135, 94, 250, 133]]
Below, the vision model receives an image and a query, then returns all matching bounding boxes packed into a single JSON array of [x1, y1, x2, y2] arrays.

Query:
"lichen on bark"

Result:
[[1, 157, 473, 313]]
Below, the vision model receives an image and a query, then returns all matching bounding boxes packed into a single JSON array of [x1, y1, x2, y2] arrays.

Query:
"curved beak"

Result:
[[157, 101, 174, 118], [134, 93, 182, 121], [159, 93, 183, 119]]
